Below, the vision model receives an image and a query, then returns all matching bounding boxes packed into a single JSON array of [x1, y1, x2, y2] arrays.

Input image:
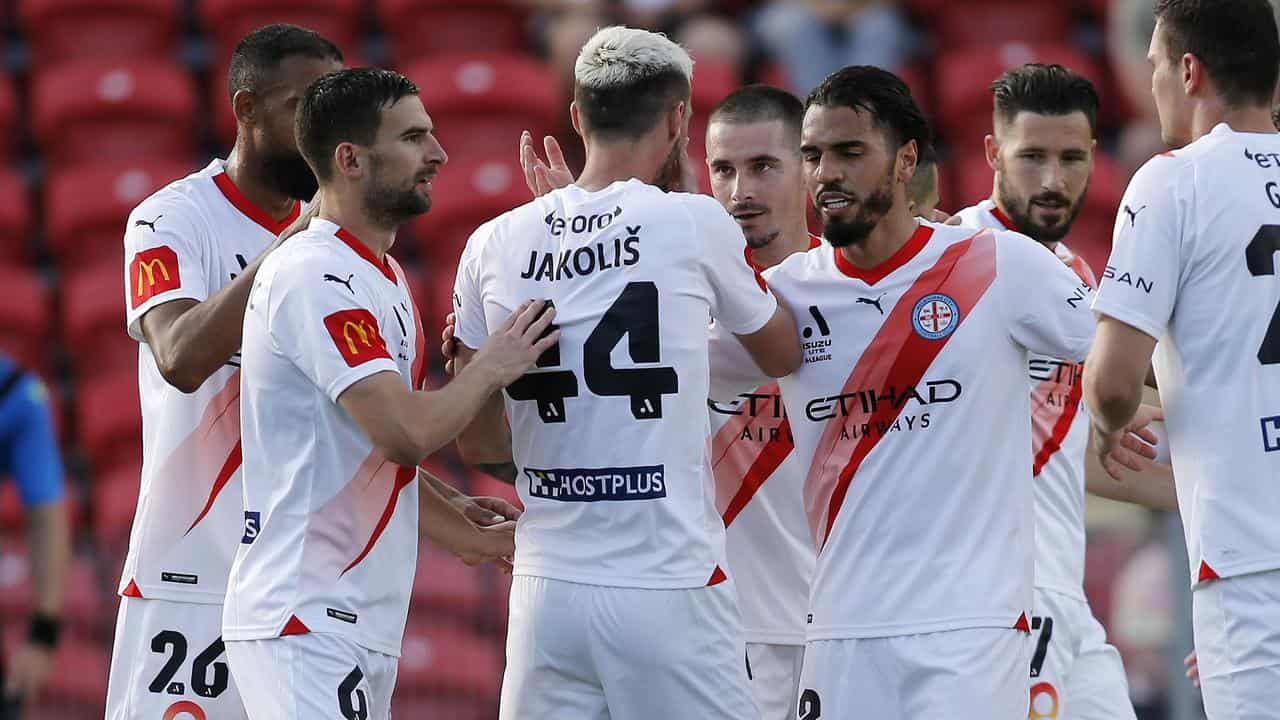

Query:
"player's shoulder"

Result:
[[126, 161, 219, 228], [764, 240, 830, 287], [950, 203, 990, 229], [1127, 146, 1197, 198]]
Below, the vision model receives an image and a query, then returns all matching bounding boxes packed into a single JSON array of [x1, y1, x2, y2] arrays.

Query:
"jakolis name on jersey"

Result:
[[520, 226, 642, 282]]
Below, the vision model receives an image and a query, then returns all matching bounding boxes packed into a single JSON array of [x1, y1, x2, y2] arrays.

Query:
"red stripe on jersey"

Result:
[[122, 579, 144, 598], [1198, 560, 1220, 582], [805, 229, 999, 548], [1063, 250, 1098, 289], [340, 465, 417, 576], [1013, 612, 1031, 632], [834, 224, 933, 285], [211, 171, 300, 235], [186, 440, 243, 535], [280, 615, 310, 636], [707, 565, 728, 586], [711, 383, 794, 526], [1029, 366, 1083, 477]]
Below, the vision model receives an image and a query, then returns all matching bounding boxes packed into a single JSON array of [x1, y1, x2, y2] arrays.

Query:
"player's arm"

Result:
[[417, 472, 516, 570], [1084, 402, 1177, 511], [1085, 318, 1156, 433], [1000, 230, 1097, 363], [418, 466, 521, 524], [338, 301, 558, 468], [453, 346, 517, 484], [137, 202, 319, 393]]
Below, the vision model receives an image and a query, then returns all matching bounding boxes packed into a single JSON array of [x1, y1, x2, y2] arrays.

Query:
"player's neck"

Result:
[[576, 138, 664, 192], [316, 188, 395, 259], [751, 219, 812, 270], [837, 205, 919, 270], [224, 145, 298, 223], [1193, 102, 1278, 140]]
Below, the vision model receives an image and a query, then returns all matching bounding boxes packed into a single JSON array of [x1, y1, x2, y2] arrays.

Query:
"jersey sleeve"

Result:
[[269, 258, 400, 402], [0, 375, 66, 508], [998, 230, 1097, 363], [124, 194, 210, 342], [1090, 155, 1185, 340], [451, 222, 492, 351], [690, 197, 779, 335], [707, 320, 772, 401]]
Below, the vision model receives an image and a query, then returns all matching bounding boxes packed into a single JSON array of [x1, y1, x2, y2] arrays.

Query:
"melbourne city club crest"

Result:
[[911, 293, 960, 340]]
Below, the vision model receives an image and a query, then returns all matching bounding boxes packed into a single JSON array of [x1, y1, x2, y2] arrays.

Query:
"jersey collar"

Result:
[[211, 171, 301, 235], [988, 203, 1015, 231], [332, 225, 399, 285], [833, 223, 933, 285], [744, 234, 823, 273]]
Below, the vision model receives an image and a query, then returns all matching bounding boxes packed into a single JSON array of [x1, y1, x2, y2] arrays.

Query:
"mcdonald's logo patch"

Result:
[[129, 246, 181, 309], [324, 309, 392, 367]]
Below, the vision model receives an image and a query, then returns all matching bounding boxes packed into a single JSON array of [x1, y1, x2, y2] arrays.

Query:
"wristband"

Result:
[[26, 613, 60, 648]]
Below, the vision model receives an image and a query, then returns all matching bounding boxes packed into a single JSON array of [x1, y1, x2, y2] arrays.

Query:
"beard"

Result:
[[364, 154, 431, 228], [821, 163, 896, 249], [744, 228, 780, 250], [653, 139, 685, 192], [260, 149, 319, 201], [996, 175, 1087, 245]]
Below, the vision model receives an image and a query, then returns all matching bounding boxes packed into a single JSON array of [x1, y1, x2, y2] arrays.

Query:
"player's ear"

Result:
[[232, 88, 257, 127], [569, 102, 585, 140], [666, 100, 687, 143], [897, 139, 918, 185], [333, 142, 361, 179], [1182, 52, 1201, 96], [984, 134, 1000, 171]]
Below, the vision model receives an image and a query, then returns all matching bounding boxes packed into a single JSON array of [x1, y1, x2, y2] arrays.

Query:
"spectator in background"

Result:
[[1109, 522, 1173, 720], [752, 0, 912, 94], [0, 356, 70, 718]]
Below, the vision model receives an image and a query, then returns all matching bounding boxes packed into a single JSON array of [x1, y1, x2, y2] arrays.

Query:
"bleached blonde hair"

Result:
[[574, 26, 693, 90]]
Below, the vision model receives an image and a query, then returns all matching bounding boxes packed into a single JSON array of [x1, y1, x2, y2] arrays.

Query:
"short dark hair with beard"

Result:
[[990, 64, 1100, 136], [805, 66, 932, 156], [1155, 0, 1279, 109], [297, 68, 420, 182], [227, 24, 343, 103]]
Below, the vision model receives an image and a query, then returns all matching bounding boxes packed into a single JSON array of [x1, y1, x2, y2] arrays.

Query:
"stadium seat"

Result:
[[30, 60, 196, 170], [91, 462, 141, 550], [0, 545, 104, 633], [45, 160, 191, 269], [0, 266, 51, 374], [0, 169, 31, 265], [379, 0, 528, 62], [413, 545, 488, 620], [0, 75, 16, 163], [398, 621, 503, 697], [76, 369, 142, 473], [933, 43, 1102, 143], [409, 153, 528, 266], [18, 0, 179, 65], [909, 0, 1076, 48], [403, 53, 560, 158], [197, 0, 362, 68], [62, 262, 136, 378], [1, 632, 109, 704], [897, 63, 933, 118]]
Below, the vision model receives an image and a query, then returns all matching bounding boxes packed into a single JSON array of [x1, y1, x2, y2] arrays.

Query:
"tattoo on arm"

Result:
[[476, 462, 517, 485]]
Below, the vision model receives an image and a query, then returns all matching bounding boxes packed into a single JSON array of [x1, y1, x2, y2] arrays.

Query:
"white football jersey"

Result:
[[955, 199, 1098, 600], [1093, 123, 1280, 585], [121, 159, 300, 603], [224, 218, 425, 657], [764, 221, 1095, 640], [453, 180, 778, 589]]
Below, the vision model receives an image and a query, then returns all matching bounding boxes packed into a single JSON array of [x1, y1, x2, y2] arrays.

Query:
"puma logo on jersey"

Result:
[[856, 293, 886, 315], [134, 215, 162, 232], [1122, 204, 1146, 227], [324, 273, 356, 294]]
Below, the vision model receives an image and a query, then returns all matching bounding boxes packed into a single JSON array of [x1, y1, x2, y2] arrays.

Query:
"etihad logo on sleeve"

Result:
[[324, 309, 392, 367], [129, 246, 181, 308], [524, 465, 666, 502]]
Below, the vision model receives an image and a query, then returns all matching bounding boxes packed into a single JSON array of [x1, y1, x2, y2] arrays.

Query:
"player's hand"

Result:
[[475, 300, 560, 387], [520, 131, 574, 198], [927, 209, 953, 223], [454, 495, 522, 526], [441, 312, 458, 375], [271, 199, 321, 250], [1092, 409, 1162, 480], [5, 641, 53, 701], [455, 520, 517, 572], [1184, 650, 1201, 689]]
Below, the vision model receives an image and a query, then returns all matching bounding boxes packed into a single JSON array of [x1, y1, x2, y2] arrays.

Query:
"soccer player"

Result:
[[107, 25, 344, 720], [906, 142, 940, 217], [764, 66, 1095, 719], [222, 68, 549, 720], [452, 27, 802, 720], [953, 62, 1176, 720], [1084, 1, 1280, 718], [703, 85, 817, 719]]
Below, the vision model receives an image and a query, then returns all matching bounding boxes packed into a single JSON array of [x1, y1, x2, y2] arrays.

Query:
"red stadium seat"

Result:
[[0, 75, 16, 162], [77, 370, 142, 473], [412, 545, 488, 620], [404, 53, 560, 157], [197, 0, 362, 68], [45, 160, 191, 269], [2, 633, 109, 704], [390, 696, 495, 720], [398, 621, 503, 696], [410, 153, 528, 266], [910, 0, 1076, 48], [91, 462, 141, 549], [62, 261, 137, 378], [31, 60, 196, 170], [0, 545, 104, 633], [0, 266, 51, 373], [379, 0, 528, 62], [0, 169, 31, 265], [18, 0, 179, 65], [933, 43, 1102, 143], [897, 63, 933, 118]]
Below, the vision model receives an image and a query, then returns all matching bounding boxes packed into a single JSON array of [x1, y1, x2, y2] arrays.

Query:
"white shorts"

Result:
[[1029, 588, 1135, 720], [105, 596, 248, 720], [225, 634, 398, 720], [500, 575, 759, 720], [797, 628, 1030, 720], [1191, 569, 1280, 720], [746, 642, 804, 720]]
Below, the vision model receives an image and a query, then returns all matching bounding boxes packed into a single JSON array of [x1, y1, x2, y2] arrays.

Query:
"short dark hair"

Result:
[[805, 66, 933, 155], [296, 68, 420, 181], [990, 63, 1100, 135], [907, 143, 938, 204], [574, 71, 691, 141], [1154, 0, 1280, 108], [709, 84, 804, 139], [227, 24, 343, 102]]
